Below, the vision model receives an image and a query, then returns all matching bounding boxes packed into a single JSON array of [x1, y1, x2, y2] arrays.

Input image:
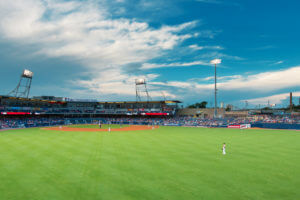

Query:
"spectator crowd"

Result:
[[1, 115, 299, 130]]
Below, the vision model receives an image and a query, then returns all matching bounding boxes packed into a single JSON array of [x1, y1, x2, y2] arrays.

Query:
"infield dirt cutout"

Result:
[[43, 125, 159, 132]]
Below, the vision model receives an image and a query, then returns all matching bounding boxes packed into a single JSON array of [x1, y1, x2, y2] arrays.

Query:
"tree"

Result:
[[262, 107, 272, 110], [225, 104, 232, 111], [187, 101, 207, 108]]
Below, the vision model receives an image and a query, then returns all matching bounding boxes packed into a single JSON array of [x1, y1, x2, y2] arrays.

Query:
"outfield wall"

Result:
[[251, 123, 300, 130]]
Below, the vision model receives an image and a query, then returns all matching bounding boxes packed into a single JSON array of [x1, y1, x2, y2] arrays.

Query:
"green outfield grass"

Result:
[[0, 126, 299, 200]]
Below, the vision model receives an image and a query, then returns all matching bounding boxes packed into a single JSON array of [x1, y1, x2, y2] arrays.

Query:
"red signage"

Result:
[[227, 125, 241, 128], [145, 113, 169, 116], [1, 112, 31, 115]]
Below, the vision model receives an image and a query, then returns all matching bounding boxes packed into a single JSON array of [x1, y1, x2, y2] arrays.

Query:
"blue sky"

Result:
[[0, 0, 299, 108]]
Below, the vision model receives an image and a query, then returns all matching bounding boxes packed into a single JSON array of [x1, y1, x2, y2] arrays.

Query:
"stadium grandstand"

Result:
[[0, 95, 180, 116], [1, 94, 299, 130]]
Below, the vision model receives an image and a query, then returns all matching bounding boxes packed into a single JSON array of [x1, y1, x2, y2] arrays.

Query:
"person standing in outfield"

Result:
[[222, 143, 226, 155], [98, 121, 101, 128]]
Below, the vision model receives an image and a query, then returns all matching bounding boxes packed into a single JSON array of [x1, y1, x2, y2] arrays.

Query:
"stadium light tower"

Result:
[[8, 69, 33, 98], [210, 59, 222, 118], [135, 78, 151, 102]]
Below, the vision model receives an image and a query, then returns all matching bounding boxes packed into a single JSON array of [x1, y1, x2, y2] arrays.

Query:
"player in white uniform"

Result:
[[98, 121, 101, 128], [222, 143, 226, 155]]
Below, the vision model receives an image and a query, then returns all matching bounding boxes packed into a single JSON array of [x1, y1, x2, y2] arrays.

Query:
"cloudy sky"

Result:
[[0, 0, 299, 108]]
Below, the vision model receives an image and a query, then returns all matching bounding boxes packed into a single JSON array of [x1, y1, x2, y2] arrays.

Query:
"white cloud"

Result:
[[141, 61, 209, 70], [44, 0, 81, 14], [218, 66, 300, 91], [198, 51, 243, 61], [74, 71, 177, 99], [245, 92, 300, 105], [274, 60, 284, 65], [150, 81, 213, 90], [0, 0, 198, 98], [149, 66, 300, 93], [0, 0, 195, 62], [190, 75, 242, 81], [189, 44, 223, 50]]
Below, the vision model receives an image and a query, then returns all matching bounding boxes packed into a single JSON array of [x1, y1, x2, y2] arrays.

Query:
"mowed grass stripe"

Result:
[[0, 126, 299, 200]]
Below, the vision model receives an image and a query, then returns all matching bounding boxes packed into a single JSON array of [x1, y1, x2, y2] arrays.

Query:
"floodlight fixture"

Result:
[[135, 78, 146, 85], [210, 59, 222, 65], [22, 69, 33, 78]]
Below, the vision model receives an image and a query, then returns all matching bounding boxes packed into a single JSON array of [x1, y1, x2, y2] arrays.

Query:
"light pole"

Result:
[[210, 59, 222, 118]]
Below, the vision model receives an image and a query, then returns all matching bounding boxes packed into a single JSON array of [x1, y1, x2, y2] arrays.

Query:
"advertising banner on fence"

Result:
[[228, 124, 251, 129], [228, 125, 241, 128]]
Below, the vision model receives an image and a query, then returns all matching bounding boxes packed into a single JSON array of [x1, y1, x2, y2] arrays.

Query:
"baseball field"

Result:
[[0, 125, 299, 200]]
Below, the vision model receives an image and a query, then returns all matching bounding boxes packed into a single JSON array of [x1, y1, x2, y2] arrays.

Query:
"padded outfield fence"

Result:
[[251, 123, 300, 130]]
